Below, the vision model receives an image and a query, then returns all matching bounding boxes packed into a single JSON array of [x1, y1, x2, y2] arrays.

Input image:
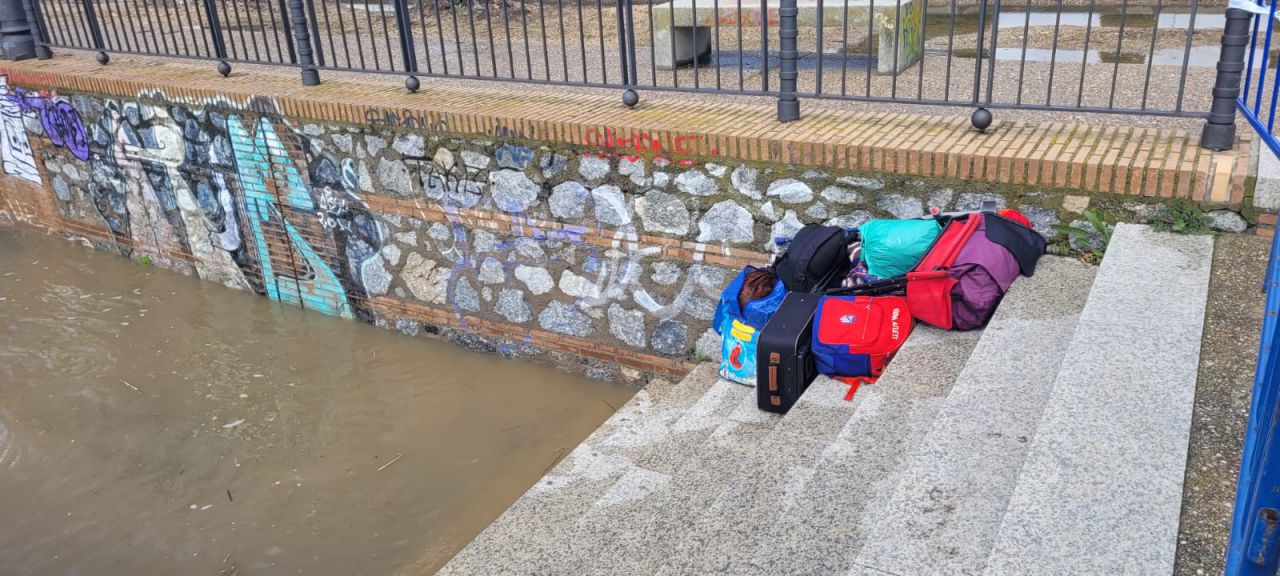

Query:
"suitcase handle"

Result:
[[768, 352, 779, 392]]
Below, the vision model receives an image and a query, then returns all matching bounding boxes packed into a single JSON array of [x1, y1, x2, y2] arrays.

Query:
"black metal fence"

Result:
[[23, 0, 1240, 129]]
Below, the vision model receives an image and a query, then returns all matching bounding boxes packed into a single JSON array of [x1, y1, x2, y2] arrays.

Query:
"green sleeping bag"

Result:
[[859, 219, 942, 279]]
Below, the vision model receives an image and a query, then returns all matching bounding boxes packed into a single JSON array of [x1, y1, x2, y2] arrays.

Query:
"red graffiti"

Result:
[[583, 127, 717, 166]]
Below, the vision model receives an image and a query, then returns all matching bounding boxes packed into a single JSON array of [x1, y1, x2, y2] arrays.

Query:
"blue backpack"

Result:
[[713, 267, 787, 386], [811, 295, 913, 379]]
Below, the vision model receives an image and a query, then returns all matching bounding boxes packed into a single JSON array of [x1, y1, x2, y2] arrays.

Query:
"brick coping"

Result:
[[1, 54, 1252, 205]]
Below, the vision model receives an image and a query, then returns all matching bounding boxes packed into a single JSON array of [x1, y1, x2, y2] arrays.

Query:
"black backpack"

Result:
[[772, 224, 851, 293]]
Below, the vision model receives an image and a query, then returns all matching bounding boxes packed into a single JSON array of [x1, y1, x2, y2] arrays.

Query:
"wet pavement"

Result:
[[1173, 233, 1270, 576], [0, 227, 636, 576]]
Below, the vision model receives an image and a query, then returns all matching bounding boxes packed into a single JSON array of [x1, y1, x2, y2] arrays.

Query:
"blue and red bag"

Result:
[[812, 296, 912, 378], [713, 267, 787, 386]]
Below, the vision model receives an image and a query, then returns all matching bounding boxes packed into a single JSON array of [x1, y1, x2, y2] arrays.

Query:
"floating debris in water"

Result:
[[222, 419, 245, 429]]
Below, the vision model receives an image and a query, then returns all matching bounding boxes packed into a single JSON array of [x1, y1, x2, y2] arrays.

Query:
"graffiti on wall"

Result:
[[3, 85, 741, 364], [227, 115, 355, 318], [0, 77, 41, 184], [7, 85, 89, 161], [583, 127, 716, 167]]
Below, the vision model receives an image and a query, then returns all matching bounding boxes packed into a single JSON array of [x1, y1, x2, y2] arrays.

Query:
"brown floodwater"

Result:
[[0, 227, 635, 576]]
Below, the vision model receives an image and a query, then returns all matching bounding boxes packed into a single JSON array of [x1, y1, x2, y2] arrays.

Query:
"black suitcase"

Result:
[[757, 292, 822, 413]]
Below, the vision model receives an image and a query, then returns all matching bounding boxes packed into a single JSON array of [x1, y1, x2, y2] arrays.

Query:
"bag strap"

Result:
[[824, 276, 909, 296]]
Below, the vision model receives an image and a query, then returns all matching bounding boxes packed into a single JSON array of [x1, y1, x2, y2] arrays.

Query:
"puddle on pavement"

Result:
[[716, 9, 1235, 70], [0, 227, 636, 576]]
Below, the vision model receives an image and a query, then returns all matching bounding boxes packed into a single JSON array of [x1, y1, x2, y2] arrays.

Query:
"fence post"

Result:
[[287, 0, 319, 85], [970, 0, 991, 130], [78, 0, 106, 63], [201, 0, 230, 75], [1201, 7, 1253, 151], [777, 0, 799, 122], [615, 0, 638, 106], [391, 0, 418, 91], [20, 0, 49, 59]]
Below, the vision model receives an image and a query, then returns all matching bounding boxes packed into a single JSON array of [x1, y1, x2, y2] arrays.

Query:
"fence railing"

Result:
[[1225, 200, 1280, 576], [1225, 3, 1280, 572], [16, 0, 1243, 136]]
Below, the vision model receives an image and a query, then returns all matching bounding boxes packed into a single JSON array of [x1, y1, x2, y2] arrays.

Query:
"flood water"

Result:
[[0, 227, 636, 576]]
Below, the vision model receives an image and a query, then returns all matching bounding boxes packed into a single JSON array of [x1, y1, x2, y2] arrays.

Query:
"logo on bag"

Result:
[[729, 343, 744, 369], [840, 314, 856, 324], [891, 308, 901, 340]]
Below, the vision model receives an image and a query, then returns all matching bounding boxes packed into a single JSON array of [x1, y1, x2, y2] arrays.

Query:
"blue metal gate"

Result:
[[1225, 225, 1280, 575], [1226, 2, 1280, 573], [1237, 0, 1280, 158]]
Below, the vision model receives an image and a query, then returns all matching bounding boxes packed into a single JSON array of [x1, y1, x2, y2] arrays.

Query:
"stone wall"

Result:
[[0, 76, 1243, 383]]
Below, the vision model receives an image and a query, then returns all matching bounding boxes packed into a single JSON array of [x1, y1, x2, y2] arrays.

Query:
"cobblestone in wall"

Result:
[[0, 76, 1257, 383]]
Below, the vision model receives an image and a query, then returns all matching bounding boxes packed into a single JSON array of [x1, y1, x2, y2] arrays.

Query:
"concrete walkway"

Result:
[[440, 224, 1215, 575]]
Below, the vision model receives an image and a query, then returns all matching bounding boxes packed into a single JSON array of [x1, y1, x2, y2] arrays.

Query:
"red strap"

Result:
[[837, 376, 876, 401]]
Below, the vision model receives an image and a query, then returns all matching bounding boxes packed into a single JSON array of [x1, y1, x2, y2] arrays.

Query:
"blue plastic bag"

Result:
[[713, 267, 787, 386]]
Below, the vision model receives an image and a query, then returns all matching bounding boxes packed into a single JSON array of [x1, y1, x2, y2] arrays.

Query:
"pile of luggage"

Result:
[[712, 202, 1047, 414]]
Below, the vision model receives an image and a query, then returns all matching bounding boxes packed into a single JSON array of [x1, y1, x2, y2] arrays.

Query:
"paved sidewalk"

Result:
[[2, 53, 1252, 204]]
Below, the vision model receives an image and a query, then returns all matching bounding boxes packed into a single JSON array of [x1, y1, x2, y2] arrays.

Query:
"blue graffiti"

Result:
[[227, 115, 352, 318]]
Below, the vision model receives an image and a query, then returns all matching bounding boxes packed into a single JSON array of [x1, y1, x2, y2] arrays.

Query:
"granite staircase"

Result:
[[438, 224, 1214, 576]]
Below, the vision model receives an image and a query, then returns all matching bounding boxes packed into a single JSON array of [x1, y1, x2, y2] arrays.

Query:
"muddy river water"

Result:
[[0, 227, 636, 576]]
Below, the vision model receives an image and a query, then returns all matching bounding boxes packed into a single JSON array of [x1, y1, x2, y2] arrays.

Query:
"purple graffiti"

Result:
[[7, 88, 89, 161]]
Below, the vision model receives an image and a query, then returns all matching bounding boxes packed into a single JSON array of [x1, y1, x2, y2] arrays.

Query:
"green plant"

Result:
[[138, 255, 152, 266], [1052, 209, 1112, 262], [1150, 200, 1213, 235]]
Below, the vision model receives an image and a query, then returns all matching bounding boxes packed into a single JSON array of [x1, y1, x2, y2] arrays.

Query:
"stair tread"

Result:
[[566, 380, 777, 574], [436, 366, 716, 576], [852, 256, 1097, 576], [983, 224, 1213, 576], [737, 330, 981, 576]]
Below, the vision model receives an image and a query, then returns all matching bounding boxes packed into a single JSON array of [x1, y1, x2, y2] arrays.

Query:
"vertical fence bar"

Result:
[[814, 0, 822, 95], [1105, 0, 1130, 109], [1139, 0, 1164, 110], [278, 0, 297, 63], [1015, 0, 1031, 105], [203, 0, 229, 64], [776, 0, 798, 120], [79, 0, 105, 61], [305, 0, 324, 66], [1075, 0, 1096, 107], [1174, 0, 1201, 112], [760, 0, 768, 91], [983, 0, 1000, 107], [621, 0, 639, 105], [392, 0, 418, 85], [289, 0, 319, 84], [1200, 7, 1251, 151], [970, 0, 987, 105], [615, 0, 628, 86]]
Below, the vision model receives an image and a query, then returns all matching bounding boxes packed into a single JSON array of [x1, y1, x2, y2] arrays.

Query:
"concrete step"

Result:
[[983, 224, 1213, 576], [649, 374, 870, 575], [565, 375, 782, 575], [435, 366, 714, 576], [718, 327, 985, 576], [851, 256, 1098, 576]]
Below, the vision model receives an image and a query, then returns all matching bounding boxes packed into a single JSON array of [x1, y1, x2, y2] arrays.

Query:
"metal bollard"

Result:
[[288, 0, 320, 86], [1200, 7, 1253, 151], [777, 0, 799, 122]]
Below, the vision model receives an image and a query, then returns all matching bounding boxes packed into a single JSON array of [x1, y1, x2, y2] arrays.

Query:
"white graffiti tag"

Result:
[[0, 77, 40, 185]]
